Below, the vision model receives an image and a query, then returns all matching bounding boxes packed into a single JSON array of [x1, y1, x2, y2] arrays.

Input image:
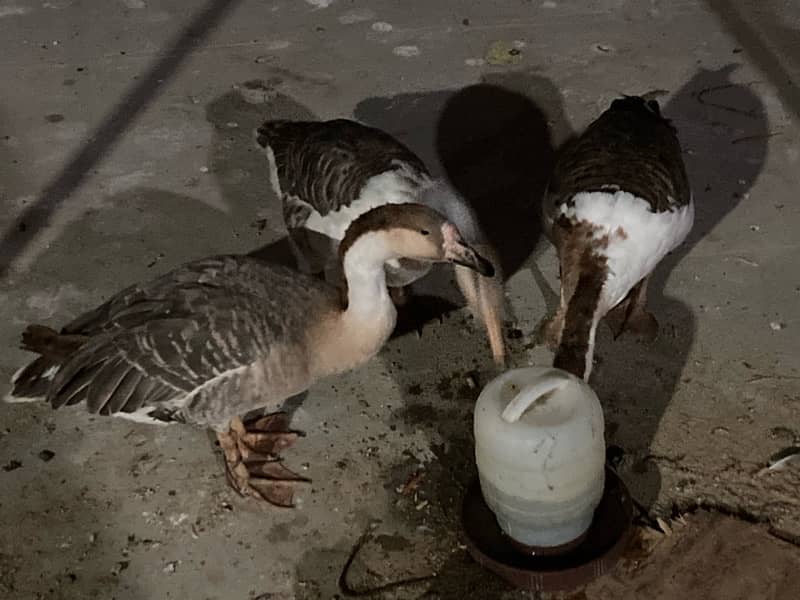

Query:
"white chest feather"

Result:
[[561, 191, 694, 313]]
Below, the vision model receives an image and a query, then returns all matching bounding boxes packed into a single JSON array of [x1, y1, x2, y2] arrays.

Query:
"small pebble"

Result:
[[371, 21, 393, 32], [199, 166, 209, 173], [769, 321, 784, 331], [2, 460, 22, 472], [226, 121, 239, 128], [750, 225, 760, 232]]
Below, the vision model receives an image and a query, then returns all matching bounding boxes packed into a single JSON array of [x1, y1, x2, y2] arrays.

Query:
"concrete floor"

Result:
[[1, 0, 799, 598]]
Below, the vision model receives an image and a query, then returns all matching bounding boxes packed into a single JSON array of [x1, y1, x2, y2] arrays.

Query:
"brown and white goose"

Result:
[[255, 118, 506, 366], [542, 96, 692, 380], [5, 204, 494, 507]]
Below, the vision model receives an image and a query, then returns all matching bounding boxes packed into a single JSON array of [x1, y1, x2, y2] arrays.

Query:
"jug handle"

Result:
[[501, 370, 570, 423]]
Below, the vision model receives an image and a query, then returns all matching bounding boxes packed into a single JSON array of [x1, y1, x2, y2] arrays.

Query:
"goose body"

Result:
[[6, 204, 494, 506], [542, 96, 692, 380], [256, 118, 506, 364]]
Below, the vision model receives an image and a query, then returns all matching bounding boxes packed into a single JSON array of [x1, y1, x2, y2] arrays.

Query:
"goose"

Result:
[[255, 118, 506, 366], [5, 204, 494, 507], [541, 96, 692, 380]]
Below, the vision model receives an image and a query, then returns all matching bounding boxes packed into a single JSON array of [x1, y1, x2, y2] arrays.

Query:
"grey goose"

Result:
[[6, 204, 494, 507]]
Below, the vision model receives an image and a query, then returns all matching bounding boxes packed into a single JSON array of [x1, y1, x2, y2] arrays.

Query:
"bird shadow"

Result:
[[354, 70, 569, 337], [592, 64, 769, 512]]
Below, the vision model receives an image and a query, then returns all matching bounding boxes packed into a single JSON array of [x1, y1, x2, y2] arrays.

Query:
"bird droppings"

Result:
[[111, 561, 130, 576], [304, 0, 334, 8], [371, 21, 393, 32], [38, 449, 56, 462], [262, 40, 291, 50], [485, 40, 524, 65], [734, 256, 759, 267], [392, 45, 421, 57], [338, 8, 375, 24], [0, 6, 30, 17], [168, 513, 190, 527], [407, 384, 423, 396], [464, 57, 486, 67]]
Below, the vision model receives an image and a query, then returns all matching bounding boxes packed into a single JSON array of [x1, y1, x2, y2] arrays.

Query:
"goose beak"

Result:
[[444, 241, 495, 278]]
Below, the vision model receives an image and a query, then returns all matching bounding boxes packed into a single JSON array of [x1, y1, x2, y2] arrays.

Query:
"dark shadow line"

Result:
[[0, 0, 244, 279], [704, 0, 800, 120]]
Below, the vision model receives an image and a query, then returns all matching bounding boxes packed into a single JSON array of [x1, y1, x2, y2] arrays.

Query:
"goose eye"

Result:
[[420, 229, 430, 236]]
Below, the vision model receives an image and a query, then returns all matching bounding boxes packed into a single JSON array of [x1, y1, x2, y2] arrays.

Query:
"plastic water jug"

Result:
[[474, 366, 605, 549]]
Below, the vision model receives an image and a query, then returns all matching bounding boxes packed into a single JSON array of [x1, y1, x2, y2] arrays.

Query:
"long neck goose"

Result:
[[5, 204, 494, 507], [541, 96, 692, 381], [255, 118, 506, 366]]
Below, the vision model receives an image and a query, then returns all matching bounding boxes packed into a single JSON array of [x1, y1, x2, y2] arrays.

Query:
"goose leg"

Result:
[[217, 414, 309, 507], [605, 276, 658, 341]]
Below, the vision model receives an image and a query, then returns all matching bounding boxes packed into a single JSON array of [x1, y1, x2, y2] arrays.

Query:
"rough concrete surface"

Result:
[[1, 0, 799, 598]]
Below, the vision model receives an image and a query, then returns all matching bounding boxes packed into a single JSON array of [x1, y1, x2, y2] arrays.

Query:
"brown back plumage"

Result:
[[547, 96, 690, 213]]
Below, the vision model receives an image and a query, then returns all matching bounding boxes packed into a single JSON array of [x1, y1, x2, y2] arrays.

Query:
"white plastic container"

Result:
[[474, 366, 606, 549]]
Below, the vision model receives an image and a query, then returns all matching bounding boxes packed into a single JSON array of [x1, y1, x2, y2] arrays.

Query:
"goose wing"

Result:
[[546, 97, 690, 216], [256, 119, 429, 225], [44, 257, 333, 422]]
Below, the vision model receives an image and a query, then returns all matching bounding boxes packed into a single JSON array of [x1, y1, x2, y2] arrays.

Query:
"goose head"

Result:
[[339, 203, 495, 276]]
